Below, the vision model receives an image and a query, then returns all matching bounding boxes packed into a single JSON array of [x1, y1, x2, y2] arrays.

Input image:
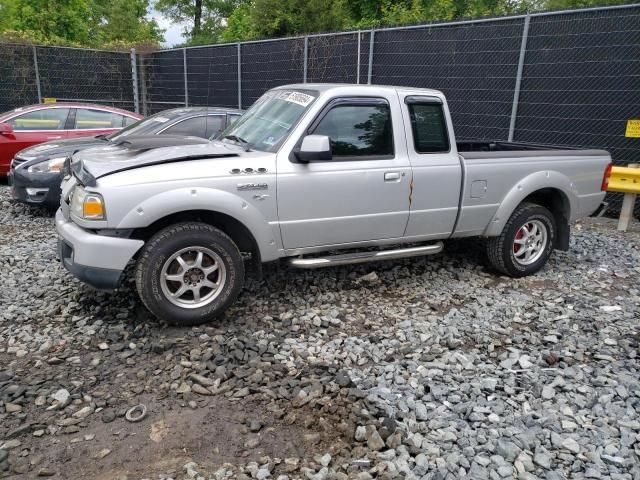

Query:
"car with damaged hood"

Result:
[[56, 84, 611, 326], [8, 107, 242, 208]]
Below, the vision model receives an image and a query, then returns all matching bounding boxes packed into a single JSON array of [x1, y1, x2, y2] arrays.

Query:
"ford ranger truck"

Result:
[[56, 84, 611, 326]]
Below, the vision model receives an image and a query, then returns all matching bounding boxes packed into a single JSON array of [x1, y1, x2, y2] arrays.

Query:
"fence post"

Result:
[[367, 30, 375, 85], [130, 48, 140, 114], [356, 31, 361, 84], [508, 15, 530, 142], [237, 43, 242, 109], [618, 163, 639, 232], [183, 48, 189, 107], [32, 46, 42, 104], [303, 36, 308, 83], [139, 54, 148, 116]]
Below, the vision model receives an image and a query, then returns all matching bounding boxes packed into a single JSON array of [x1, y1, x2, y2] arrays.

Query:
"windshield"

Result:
[[108, 110, 183, 140], [219, 89, 318, 152]]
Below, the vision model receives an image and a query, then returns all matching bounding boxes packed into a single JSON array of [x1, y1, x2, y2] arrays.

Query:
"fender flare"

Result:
[[116, 187, 281, 262], [483, 170, 578, 237]]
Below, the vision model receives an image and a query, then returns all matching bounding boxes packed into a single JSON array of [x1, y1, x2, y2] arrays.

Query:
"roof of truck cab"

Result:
[[276, 83, 444, 97]]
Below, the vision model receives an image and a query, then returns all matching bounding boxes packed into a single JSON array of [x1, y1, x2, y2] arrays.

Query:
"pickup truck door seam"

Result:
[[276, 94, 411, 249]]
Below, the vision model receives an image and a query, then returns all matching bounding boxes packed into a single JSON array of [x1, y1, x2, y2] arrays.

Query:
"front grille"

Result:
[[11, 156, 28, 169]]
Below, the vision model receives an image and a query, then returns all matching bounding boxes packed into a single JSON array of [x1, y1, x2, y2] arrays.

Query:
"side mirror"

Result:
[[294, 135, 332, 163], [0, 123, 13, 135]]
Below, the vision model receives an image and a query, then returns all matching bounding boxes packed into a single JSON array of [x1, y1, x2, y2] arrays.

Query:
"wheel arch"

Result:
[[483, 171, 577, 250], [131, 209, 260, 259], [521, 188, 571, 250], [116, 187, 281, 262]]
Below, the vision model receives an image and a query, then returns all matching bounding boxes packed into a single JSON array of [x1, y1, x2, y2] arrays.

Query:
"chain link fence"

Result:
[[0, 45, 135, 113], [0, 4, 638, 213]]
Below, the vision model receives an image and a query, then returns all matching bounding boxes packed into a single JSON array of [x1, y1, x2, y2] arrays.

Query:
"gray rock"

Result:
[[541, 386, 556, 400], [366, 426, 385, 451], [561, 438, 580, 454], [601, 455, 625, 466], [52, 389, 71, 407], [496, 439, 521, 462], [534, 448, 552, 469]]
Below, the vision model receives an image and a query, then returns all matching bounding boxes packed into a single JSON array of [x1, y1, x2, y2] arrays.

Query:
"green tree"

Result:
[[155, 0, 243, 45], [0, 0, 163, 48], [222, 3, 257, 41], [95, 0, 163, 45], [222, 0, 354, 42], [0, 0, 95, 45]]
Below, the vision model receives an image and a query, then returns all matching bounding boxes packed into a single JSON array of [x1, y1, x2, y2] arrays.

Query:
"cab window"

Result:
[[310, 101, 393, 158], [7, 108, 70, 131], [407, 102, 450, 153]]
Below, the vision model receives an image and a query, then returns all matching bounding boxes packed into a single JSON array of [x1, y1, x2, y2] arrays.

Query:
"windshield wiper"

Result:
[[94, 134, 110, 141], [222, 134, 251, 152]]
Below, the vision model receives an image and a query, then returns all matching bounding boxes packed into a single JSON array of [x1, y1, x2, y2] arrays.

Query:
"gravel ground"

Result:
[[1, 183, 639, 480]]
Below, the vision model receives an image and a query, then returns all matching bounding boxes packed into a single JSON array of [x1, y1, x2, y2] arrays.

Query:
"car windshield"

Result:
[[108, 110, 186, 140], [219, 89, 318, 152]]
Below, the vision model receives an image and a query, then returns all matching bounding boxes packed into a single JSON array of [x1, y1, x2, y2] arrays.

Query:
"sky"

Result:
[[150, 9, 186, 47]]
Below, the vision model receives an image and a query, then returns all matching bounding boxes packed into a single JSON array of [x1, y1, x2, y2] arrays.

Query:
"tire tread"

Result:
[[486, 202, 554, 277], [135, 222, 243, 326]]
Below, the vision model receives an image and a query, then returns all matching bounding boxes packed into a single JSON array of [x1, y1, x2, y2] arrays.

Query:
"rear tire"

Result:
[[486, 202, 556, 278], [135, 222, 244, 326]]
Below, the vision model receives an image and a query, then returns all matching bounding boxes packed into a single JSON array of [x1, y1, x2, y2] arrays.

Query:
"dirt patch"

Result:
[[10, 395, 332, 479]]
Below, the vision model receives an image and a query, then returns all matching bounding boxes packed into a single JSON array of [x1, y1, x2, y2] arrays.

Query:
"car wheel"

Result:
[[135, 222, 244, 326], [486, 202, 556, 277]]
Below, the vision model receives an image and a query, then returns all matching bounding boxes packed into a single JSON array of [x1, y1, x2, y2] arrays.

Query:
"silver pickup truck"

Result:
[[56, 84, 611, 325]]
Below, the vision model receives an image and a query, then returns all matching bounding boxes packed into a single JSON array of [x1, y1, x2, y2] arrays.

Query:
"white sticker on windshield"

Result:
[[151, 116, 170, 123], [278, 91, 314, 107]]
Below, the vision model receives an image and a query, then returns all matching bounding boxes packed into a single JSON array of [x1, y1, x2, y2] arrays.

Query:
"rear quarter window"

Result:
[[408, 103, 450, 153]]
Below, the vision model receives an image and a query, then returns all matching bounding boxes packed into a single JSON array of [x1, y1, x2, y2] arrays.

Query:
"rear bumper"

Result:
[[9, 168, 62, 207], [55, 209, 144, 290]]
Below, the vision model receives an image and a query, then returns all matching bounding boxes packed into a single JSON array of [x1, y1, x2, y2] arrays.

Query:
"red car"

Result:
[[0, 103, 142, 176]]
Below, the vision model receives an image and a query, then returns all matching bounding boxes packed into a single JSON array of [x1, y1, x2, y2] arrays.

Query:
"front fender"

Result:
[[116, 187, 281, 262], [483, 170, 578, 237]]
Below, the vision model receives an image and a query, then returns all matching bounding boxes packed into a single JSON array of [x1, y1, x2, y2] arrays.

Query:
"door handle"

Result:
[[384, 172, 402, 182]]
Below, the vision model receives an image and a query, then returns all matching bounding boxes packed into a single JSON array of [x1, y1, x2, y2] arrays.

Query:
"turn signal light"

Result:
[[83, 195, 105, 219]]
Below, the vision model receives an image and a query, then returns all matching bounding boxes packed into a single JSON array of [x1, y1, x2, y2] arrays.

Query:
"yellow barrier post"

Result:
[[609, 163, 639, 232]]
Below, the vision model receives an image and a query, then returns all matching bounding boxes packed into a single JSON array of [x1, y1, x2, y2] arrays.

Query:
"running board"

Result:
[[288, 242, 444, 269]]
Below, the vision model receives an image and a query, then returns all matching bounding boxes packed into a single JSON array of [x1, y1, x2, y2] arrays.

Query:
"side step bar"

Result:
[[288, 242, 444, 269]]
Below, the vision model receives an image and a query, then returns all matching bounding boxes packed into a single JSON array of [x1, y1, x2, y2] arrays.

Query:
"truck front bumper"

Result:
[[55, 209, 144, 290]]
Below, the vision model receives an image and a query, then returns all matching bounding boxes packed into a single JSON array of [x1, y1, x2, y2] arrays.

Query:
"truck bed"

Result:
[[457, 141, 608, 160]]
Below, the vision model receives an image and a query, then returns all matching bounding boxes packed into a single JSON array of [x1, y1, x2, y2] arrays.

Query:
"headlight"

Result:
[[70, 186, 106, 220], [27, 157, 67, 174]]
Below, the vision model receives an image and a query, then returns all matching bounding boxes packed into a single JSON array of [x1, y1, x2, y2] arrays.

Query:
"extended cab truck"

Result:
[[55, 84, 611, 326]]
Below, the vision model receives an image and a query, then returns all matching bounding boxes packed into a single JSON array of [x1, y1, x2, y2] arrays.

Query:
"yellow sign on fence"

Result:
[[43, 98, 57, 104], [626, 119, 640, 138]]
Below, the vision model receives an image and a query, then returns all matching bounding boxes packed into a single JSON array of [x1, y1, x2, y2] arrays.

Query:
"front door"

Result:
[[277, 96, 411, 250]]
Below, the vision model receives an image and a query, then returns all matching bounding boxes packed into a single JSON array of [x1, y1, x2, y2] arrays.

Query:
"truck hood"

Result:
[[71, 136, 242, 186]]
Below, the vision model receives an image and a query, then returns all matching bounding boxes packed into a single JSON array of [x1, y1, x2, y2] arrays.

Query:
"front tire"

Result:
[[135, 222, 244, 326], [486, 202, 556, 277]]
